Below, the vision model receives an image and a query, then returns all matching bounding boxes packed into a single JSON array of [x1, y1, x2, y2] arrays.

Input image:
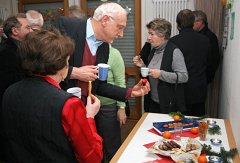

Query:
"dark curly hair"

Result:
[[18, 28, 74, 76]]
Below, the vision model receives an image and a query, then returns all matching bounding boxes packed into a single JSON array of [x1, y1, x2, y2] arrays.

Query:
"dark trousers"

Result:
[[95, 104, 121, 163], [148, 98, 161, 113], [183, 102, 206, 116]]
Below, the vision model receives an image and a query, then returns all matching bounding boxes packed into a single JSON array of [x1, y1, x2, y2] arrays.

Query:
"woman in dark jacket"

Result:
[[133, 18, 188, 113], [1, 29, 103, 163]]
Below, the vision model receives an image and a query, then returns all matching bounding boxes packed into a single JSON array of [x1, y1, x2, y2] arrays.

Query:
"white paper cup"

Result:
[[98, 63, 110, 81], [140, 67, 150, 77], [67, 87, 81, 98]]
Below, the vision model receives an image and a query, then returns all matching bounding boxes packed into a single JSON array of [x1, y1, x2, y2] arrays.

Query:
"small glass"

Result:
[[207, 119, 217, 128], [198, 121, 208, 141], [208, 156, 223, 163], [210, 138, 222, 146], [173, 122, 183, 141]]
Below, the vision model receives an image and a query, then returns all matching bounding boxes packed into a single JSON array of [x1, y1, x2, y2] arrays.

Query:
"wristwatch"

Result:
[[119, 106, 125, 109]]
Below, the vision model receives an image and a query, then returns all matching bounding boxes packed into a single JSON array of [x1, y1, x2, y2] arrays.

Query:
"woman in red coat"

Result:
[[1, 28, 103, 163]]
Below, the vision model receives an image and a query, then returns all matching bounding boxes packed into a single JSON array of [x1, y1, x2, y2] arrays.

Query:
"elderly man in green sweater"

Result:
[[96, 46, 127, 162]]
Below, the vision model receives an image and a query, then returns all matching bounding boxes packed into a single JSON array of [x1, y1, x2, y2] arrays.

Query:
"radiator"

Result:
[[152, 0, 188, 36]]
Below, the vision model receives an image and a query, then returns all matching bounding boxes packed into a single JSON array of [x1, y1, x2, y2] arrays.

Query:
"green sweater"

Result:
[[97, 47, 126, 108]]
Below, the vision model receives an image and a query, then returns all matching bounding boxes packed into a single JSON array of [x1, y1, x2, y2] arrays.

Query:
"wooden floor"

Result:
[[121, 119, 138, 142]]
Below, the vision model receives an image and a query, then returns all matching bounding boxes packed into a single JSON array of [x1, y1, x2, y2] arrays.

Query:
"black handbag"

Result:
[[169, 72, 178, 111]]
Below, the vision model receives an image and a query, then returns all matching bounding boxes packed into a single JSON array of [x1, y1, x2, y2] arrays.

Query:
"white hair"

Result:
[[69, 5, 85, 19], [26, 10, 44, 27], [93, 2, 127, 20]]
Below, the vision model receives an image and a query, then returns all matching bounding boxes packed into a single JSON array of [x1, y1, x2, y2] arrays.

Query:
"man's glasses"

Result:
[[108, 15, 125, 33]]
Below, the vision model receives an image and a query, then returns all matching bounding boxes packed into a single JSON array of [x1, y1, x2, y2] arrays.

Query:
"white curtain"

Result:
[[0, 7, 7, 21], [195, 0, 224, 118]]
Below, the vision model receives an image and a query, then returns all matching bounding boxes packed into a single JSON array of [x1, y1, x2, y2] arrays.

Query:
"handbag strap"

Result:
[[170, 72, 178, 103], [174, 72, 178, 92]]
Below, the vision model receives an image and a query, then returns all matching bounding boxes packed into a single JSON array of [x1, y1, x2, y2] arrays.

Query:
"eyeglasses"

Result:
[[108, 15, 126, 33], [32, 28, 41, 31]]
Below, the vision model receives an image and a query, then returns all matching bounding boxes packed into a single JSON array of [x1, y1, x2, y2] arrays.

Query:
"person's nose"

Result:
[[118, 30, 124, 37], [147, 35, 152, 41]]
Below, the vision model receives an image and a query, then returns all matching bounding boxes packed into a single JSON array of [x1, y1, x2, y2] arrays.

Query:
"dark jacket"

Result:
[[199, 25, 220, 83], [0, 37, 21, 108], [141, 41, 185, 113], [2, 77, 77, 163], [170, 28, 210, 104], [54, 16, 127, 102], [0, 37, 21, 161]]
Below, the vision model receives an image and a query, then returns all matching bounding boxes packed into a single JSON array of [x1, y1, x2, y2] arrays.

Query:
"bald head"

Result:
[[93, 2, 127, 21], [26, 10, 44, 30]]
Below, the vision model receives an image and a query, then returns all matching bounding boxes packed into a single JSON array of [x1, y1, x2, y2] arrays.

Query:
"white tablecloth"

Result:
[[117, 113, 230, 163]]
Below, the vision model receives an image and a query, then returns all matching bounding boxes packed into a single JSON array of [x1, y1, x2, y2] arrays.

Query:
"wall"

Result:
[[0, 0, 17, 19], [219, 1, 240, 151], [141, 0, 195, 46], [68, 0, 80, 7], [0, 0, 80, 17]]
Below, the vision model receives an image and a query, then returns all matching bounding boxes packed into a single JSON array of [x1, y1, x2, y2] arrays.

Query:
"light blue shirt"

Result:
[[86, 18, 103, 56]]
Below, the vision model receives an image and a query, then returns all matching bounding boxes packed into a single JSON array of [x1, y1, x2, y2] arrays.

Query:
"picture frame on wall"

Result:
[[18, 0, 68, 26]]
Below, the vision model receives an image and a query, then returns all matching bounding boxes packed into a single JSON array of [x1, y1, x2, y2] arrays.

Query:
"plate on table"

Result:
[[153, 118, 198, 134], [148, 137, 202, 162]]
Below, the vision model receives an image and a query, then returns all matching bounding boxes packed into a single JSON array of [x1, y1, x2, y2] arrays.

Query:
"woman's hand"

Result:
[[149, 69, 161, 78], [85, 95, 100, 118], [133, 55, 144, 67]]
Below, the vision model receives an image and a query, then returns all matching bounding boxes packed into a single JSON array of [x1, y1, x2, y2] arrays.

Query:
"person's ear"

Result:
[[101, 15, 110, 26], [11, 27, 19, 36]]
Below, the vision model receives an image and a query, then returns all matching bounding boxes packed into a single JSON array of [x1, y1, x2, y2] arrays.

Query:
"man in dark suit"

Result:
[[54, 2, 150, 105], [170, 9, 211, 116], [0, 13, 32, 161], [193, 10, 220, 83]]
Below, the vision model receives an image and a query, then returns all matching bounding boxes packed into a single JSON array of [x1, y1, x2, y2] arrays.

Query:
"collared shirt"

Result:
[[86, 18, 103, 56], [39, 75, 103, 163]]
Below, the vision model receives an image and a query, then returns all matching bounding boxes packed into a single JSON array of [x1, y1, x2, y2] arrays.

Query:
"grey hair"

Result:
[[193, 10, 208, 25], [26, 10, 44, 27], [146, 18, 172, 39], [93, 2, 127, 20], [69, 5, 86, 19]]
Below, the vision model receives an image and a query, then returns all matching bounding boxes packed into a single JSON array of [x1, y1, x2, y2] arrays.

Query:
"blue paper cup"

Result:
[[98, 63, 110, 81]]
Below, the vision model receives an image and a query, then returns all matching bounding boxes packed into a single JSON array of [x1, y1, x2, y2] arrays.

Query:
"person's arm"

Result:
[[109, 48, 127, 126], [139, 42, 152, 65], [160, 48, 188, 83], [62, 97, 103, 163], [96, 77, 150, 101], [109, 48, 126, 106], [207, 33, 219, 83]]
